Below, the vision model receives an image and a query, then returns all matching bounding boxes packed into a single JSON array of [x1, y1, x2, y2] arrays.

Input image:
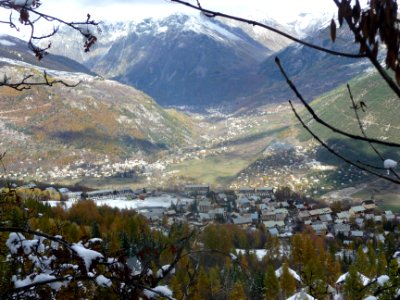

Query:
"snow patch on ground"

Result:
[[235, 249, 267, 261], [47, 195, 193, 211]]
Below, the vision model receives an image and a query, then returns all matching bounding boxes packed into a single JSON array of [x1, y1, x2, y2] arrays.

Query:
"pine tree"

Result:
[[326, 254, 341, 286], [343, 265, 367, 300], [303, 260, 327, 299], [379, 259, 400, 300], [229, 281, 247, 300], [376, 251, 387, 276], [264, 265, 279, 299], [90, 221, 101, 238], [265, 235, 280, 261], [354, 246, 369, 277], [209, 267, 221, 299], [290, 234, 304, 269], [280, 262, 296, 298], [366, 242, 377, 278]]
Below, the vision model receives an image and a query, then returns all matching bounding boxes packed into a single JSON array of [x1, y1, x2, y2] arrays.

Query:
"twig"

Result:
[[332, 0, 400, 99], [289, 100, 400, 184], [275, 57, 400, 148], [169, 0, 365, 58], [0, 71, 80, 91]]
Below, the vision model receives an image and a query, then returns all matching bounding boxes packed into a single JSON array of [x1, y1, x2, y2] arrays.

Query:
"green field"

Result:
[[351, 179, 400, 212], [167, 154, 252, 187]]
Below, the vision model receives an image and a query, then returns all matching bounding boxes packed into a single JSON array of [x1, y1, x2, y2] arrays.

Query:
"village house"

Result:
[[86, 189, 115, 200], [237, 197, 256, 212], [336, 211, 351, 223], [261, 210, 277, 221], [208, 208, 226, 221], [263, 220, 285, 229], [311, 222, 328, 235], [116, 187, 135, 198], [198, 213, 211, 222], [362, 199, 376, 212], [65, 191, 83, 201], [255, 187, 273, 197], [384, 210, 395, 221], [297, 210, 311, 222], [350, 230, 364, 238], [319, 213, 333, 223], [268, 227, 279, 236], [274, 208, 288, 221], [334, 223, 351, 237], [237, 187, 255, 197], [308, 207, 333, 221], [349, 205, 366, 217], [184, 184, 210, 196], [198, 199, 212, 213], [230, 213, 252, 227]]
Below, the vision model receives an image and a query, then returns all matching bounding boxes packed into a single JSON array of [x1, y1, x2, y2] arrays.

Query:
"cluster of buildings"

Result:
[[144, 185, 400, 243], [39, 183, 399, 245]]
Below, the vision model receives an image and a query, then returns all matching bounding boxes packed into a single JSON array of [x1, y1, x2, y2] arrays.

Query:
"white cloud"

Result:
[[39, 0, 340, 22], [0, 0, 370, 38]]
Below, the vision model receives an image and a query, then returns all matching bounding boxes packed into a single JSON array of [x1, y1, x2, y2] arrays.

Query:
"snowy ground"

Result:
[[235, 249, 267, 261], [46, 194, 194, 211]]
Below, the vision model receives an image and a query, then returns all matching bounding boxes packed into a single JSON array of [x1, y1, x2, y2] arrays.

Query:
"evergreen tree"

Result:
[[376, 251, 387, 276], [291, 234, 304, 269], [280, 262, 296, 298], [264, 265, 279, 299], [366, 242, 377, 278], [303, 260, 327, 299], [265, 235, 280, 261], [354, 246, 369, 277], [229, 281, 247, 300], [326, 254, 341, 286], [343, 265, 367, 300], [90, 221, 101, 238], [196, 267, 211, 299], [379, 259, 400, 300], [209, 267, 222, 299]]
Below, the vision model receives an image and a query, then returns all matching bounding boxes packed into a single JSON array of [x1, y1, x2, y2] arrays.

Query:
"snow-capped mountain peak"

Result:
[[284, 12, 333, 38]]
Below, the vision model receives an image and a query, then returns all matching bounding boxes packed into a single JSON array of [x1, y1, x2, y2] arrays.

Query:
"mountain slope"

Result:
[[297, 69, 400, 165], [0, 34, 95, 75], [45, 13, 375, 112], [47, 13, 273, 108], [0, 61, 197, 174], [255, 25, 370, 106]]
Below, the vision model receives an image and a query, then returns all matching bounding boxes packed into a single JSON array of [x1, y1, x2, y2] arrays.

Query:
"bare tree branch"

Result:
[[0, 71, 80, 91], [289, 100, 400, 184], [275, 56, 400, 148], [332, 0, 400, 98]]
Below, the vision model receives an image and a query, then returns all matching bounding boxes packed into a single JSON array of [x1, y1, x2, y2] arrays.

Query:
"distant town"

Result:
[[12, 182, 399, 245]]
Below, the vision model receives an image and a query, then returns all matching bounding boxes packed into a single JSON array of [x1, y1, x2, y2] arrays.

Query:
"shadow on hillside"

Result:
[[50, 128, 167, 153]]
